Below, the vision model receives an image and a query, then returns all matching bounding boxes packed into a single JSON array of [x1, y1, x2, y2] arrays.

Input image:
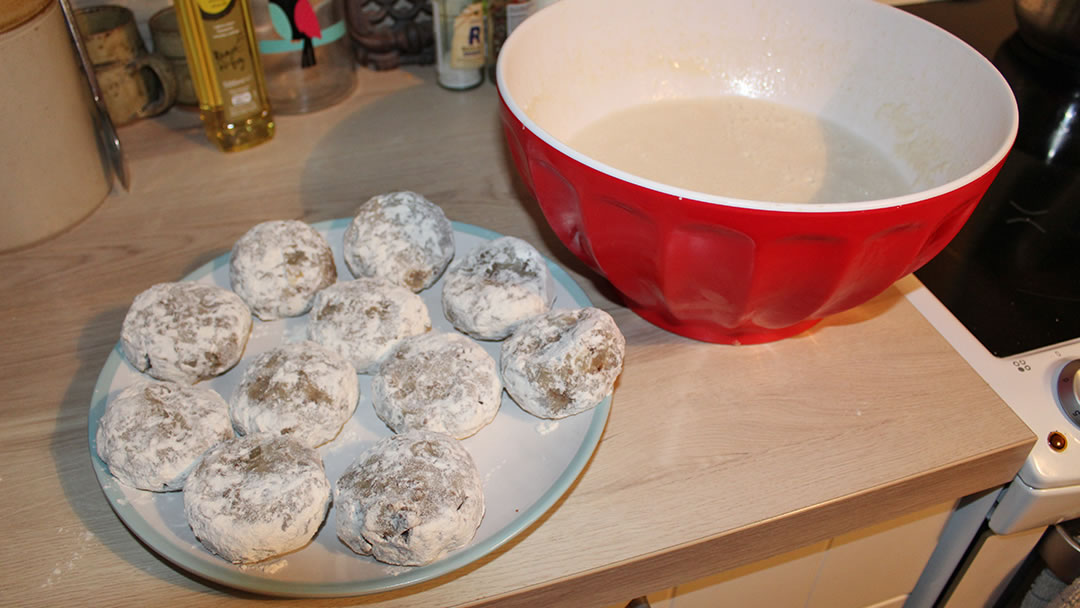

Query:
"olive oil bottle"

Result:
[[173, 0, 274, 152]]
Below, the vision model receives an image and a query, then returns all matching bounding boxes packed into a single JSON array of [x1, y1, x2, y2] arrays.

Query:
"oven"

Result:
[[895, 1, 1080, 606]]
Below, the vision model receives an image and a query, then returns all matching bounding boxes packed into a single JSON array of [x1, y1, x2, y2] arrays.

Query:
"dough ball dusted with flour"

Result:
[[335, 431, 484, 566], [307, 277, 431, 373], [96, 380, 234, 491], [229, 220, 337, 320], [343, 191, 455, 292], [441, 236, 554, 340], [501, 307, 625, 419], [230, 341, 359, 448], [184, 434, 331, 564], [121, 282, 252, 384], [373, 332, 501, 439]]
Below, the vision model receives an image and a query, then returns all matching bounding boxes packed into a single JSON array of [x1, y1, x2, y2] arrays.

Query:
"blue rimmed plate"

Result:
[[88, 220, 611, 597]]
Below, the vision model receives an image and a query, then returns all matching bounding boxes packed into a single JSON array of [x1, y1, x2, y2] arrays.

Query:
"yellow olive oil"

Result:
[[173, 0, 274, 152]]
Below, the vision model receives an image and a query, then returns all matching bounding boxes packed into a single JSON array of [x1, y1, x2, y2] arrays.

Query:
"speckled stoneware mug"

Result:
[[74, 5, 177, 125], [93, 54, 178, 126], [149, 7, 197, 107]]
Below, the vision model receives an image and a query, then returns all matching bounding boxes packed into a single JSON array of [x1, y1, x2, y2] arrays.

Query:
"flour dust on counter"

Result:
[[566, 96, 912, 204]]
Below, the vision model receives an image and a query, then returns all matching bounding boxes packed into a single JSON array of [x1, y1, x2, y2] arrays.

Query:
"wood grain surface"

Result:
[[0, 66, 1033, 607]]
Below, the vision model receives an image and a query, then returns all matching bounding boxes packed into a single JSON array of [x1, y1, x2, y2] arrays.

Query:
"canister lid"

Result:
[[0, 0, 53, 34]]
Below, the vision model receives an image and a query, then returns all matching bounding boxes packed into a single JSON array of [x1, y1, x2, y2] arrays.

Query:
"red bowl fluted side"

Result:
[[499, 96, 1006, 344]]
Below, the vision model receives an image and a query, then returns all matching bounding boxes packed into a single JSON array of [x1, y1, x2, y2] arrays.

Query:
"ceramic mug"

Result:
[[75, 5, 177, 125], [149, 7, 197, 107], [74, 4, 145, 63], [95, 54, 178, 126]]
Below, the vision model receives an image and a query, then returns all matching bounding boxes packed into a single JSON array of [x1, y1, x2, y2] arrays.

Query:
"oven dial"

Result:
[[1056, 360, 1080, 427]]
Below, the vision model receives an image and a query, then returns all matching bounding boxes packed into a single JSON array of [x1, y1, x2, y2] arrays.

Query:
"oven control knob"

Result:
[[1056, 360, 1080, 427]]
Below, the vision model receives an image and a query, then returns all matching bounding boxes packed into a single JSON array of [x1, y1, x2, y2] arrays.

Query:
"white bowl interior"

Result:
[[498, 0, 1018, 209]]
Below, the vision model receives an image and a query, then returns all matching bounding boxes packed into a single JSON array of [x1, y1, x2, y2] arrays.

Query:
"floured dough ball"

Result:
[[441, 236, 554, 340], [184, 434, 331, 564], [96, 380, 233, 491], [373, 332, 501, 439], [230, 341, 359, 448], [335, 431, 484, 566], [229, 220, 337, 320], [501, 307, 625, 419], [121, 282, 252, 384], [342, 191, 455, 292], [307, 277, 431, 373]]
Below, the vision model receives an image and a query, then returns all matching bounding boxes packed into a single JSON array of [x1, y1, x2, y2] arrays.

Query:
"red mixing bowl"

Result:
[[496, 0, 1018, 344]]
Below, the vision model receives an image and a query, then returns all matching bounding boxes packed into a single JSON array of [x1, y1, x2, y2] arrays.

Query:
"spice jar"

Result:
[[486, 0, 534, 79], [432, 0, 486, 90]]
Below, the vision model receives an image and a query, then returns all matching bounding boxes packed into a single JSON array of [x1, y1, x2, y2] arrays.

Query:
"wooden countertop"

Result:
[[1, 64, 1034, 607]]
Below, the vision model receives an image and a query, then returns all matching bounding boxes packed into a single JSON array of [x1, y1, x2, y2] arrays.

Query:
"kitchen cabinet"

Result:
[[609, 501, 953, 608], [662, 540, 828, 607], [806, 501, 952, 608], [945, 527, 1045, 607]]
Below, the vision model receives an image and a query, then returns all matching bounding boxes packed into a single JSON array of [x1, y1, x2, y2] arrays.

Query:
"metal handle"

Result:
[[58, 0, 130, 191]]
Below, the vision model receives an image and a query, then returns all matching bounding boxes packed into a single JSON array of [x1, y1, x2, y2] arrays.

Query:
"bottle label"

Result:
[[450, 2, 485, 69], [196, 0, 233, 18], [199, 1, 261, 122]]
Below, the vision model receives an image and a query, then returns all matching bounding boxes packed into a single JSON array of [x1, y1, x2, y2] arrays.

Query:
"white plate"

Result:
[[88, 220, 612, 597]]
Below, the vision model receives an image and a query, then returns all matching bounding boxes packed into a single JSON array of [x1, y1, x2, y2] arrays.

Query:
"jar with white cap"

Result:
[[432, 0, 486, 90]]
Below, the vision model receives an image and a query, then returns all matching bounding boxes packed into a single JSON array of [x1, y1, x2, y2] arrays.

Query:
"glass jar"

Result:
[[432, 0, 486, 90], [251, 0, 357, 114]]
